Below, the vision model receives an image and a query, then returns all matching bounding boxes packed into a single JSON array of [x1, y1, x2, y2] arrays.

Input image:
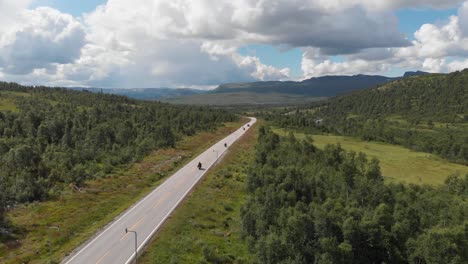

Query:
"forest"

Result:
[[262, 69, 468, 164], [242, 127, 468, 264], [0, 82, 236, 225]]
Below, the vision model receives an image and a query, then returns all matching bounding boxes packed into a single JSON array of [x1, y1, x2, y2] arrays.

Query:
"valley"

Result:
[[2, 2, 468, 263], [1, 62, 467, 264]]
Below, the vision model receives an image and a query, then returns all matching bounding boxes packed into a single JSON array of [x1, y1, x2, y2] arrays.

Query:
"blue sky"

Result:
[[237, 8, 458, 78], [238, 45, 303, 78], [32, 0, 108, 16], [397, 8, 458, 38]]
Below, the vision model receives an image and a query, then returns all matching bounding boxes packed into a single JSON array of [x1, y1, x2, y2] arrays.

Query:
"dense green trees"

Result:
[[0, 82, 236, 207], [319, 70, 467, 123], [242, 127, 468, 264], [262, 69, 468, 164]]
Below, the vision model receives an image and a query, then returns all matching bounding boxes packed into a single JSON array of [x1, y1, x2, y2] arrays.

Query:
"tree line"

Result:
[[241, 127, 467, 263], [0, 82, 236, 215], [261, 69, 468, 164]]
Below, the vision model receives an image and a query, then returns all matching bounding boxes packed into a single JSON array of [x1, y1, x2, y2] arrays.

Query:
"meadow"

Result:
[[274, 129, 468, 185], [0, 92, 20, 111]]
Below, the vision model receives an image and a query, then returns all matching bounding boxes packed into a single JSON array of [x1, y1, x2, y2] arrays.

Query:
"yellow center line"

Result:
[[175, 179, 185, 188], [96, 249, 111, 264], [130, 216, 145, 230], [152, 192, 171, 208], [119, 216, 145, 241], [152, 199, 162, 209]]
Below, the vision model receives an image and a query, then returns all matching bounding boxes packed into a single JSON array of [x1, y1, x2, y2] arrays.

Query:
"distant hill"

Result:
[[71, 71, 430, 106], [263, 69, 468, 164], [166, 71, 429, 106], [69, 87, 206, 100], [403, 71, 430, 78], [211, 71, 429, 97], [320, 70, 467, 122]]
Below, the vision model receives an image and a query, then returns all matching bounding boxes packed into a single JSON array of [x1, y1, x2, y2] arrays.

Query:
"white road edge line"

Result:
[[62, 118, 254, 264], [123, 119, 254, 264], [63, 167, 180, 264]]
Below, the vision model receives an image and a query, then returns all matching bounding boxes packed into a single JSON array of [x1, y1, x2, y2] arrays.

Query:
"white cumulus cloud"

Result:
[[0, 0, 467, 87], [301, 0, 468, 77], [0, 7, 85, 75], [234, 54, 290, 81]]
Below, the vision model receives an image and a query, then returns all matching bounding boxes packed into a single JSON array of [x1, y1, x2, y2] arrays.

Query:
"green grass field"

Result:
[[1, 120, 248, 264], [274, 129, 468, 185], [0, 95, 18, 111], [140, 121, 259, 264], [0, 90, 60, 112]]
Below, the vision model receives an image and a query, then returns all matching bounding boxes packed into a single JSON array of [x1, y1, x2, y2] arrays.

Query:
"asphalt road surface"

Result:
[[62, 117, 256, 264]]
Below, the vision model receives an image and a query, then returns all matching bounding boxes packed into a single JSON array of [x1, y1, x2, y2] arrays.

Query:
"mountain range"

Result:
[[69, 71, 429, 105], [165, 71, 429, 105], [211, 71, 429, 97]]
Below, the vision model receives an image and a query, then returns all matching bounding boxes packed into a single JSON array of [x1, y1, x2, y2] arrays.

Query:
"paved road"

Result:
[[62, 117, 256, 264]]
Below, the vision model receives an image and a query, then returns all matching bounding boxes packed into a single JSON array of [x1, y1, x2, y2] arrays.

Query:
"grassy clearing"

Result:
[[385, 115, 468, 130], [0, 97, 17, 112], [0, 92, 19, 112], [140, 121, 260, 264], [0, 91, 31, 98], [0, 119, 247, 264], [274, 129, 468, 185], [0, 91, 61, 112]]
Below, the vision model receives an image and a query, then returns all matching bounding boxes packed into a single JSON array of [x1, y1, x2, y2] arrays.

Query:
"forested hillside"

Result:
[[69, 87, 205, 100], [322, 70, 467, 122], [214, 74, 397, 96], [0, 82, 236, 213], [213, 71, 428, 96], [242, 128, 468, 263], [263, 69, 468, 164]]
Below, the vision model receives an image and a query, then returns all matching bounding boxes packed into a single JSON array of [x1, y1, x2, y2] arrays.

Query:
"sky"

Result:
[[0, 0, 468, 88]]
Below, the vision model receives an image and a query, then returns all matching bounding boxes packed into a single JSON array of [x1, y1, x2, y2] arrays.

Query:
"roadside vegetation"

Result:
[[248, 70, 468, 263], [0, 120, 245, 263], [242, 127, 467, 263], [0, 83, 236, 206], [0, 81, 240, 263], [140, 120, 259, 264]]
